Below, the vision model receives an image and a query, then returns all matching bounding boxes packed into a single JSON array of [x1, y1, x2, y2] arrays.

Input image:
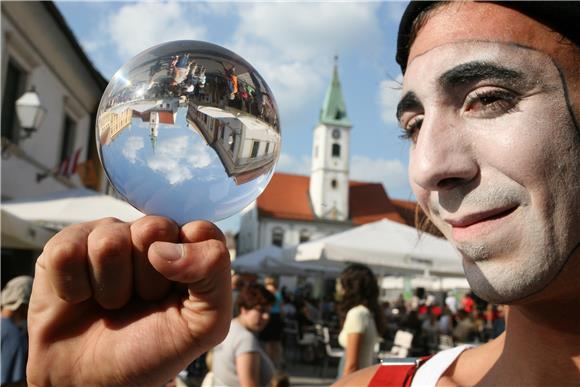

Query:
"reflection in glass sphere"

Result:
[[96, 41, 281, 225]]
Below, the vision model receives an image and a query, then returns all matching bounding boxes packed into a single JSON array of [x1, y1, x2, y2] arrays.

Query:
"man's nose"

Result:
[[409, 115, 479, 191]]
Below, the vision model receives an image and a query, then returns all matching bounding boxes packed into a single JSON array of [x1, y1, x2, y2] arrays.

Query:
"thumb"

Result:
[[148, 239, 230, 285], [148, 237, 232, 350]]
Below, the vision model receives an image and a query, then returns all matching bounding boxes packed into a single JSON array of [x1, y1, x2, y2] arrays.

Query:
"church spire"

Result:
[[319, 56, 352, 128]]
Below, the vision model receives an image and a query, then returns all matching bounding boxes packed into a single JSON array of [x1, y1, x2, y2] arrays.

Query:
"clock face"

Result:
[[332, 129, 341, 139]]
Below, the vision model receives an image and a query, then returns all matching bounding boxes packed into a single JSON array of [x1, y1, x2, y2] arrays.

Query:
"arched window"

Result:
[[332, 143, 341, 157], [331, 179, 337, 189], [271, 227, 284, 247]]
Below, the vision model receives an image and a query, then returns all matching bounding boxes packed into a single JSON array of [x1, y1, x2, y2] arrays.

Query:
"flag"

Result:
[[58, 148, 81, 177]]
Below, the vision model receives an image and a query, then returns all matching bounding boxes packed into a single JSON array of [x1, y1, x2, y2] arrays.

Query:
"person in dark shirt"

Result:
[[1, 276, 32, 387]]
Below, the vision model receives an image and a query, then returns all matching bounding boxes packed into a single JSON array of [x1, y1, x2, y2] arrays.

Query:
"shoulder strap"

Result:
[[368, 356, 432, 387]]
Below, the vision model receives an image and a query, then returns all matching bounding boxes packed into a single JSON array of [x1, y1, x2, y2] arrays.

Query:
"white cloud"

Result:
[[233, 3, 382, 62], [107, 2, 208, 61], [122, 136, 144, 163], [227, 3, 383, 125], [147, 136, 213, 185], [379, 75, 403, 124], [275, 153, 311, 175], [350, 154, 408, 191]]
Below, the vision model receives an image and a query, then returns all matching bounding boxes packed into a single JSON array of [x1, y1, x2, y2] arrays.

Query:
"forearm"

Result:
[[342, 359, 359, 376], [343, 332, 363, 376]]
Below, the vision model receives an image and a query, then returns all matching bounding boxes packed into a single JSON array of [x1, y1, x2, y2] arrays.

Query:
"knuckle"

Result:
[[45, 240, 86, 272], [97, 216, 122, 225], [183, 221, 225, 242], [204, 239, 230, 264], [132, 216, 177, 243], [89, 232, 130, 260]]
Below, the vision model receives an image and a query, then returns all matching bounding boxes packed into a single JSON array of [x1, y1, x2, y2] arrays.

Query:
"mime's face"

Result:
[[400, 4, 580, 304]]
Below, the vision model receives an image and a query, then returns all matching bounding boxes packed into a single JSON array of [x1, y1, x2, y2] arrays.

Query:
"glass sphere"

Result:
[[96, 41, 281, 225]]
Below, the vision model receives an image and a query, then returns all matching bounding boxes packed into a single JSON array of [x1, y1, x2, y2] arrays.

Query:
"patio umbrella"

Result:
[[1, 188, 144, 234], [295, 218, 464, 278]]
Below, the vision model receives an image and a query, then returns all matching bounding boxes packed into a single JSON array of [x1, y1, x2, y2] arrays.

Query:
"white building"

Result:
[[238, 61, 419, 255], [1, 2, 107, 286]]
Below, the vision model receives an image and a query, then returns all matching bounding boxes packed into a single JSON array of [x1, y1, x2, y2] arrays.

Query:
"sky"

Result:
[[54, 1, 413, 232]]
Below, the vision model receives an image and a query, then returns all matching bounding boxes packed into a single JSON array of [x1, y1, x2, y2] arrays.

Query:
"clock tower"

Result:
[[309, 57, 352, 221]]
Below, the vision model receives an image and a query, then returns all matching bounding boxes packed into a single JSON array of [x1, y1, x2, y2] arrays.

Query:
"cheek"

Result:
[[477, 103, 573, 186]]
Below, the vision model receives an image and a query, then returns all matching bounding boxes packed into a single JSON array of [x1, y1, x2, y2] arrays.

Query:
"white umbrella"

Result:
[[1, 208, 56, 249], [1, 188, 144, 230], [231, 245, 283, 274], [295, 218, 464, 277], [233, 245, 341, 277]]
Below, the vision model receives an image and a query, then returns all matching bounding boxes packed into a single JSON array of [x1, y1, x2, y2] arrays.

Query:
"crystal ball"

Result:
[[96, 41, 281, 225]]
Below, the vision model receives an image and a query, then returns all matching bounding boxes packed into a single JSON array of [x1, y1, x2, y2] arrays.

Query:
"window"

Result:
[[265, 142, 270, 155], [299, 229, 310, 243], [229, 134, 235, 152], [331, 179, 337, 189], [1, 59, 27, 143], [251, 140, 260, 158], [332, 143, 341, 157], [60, 114, 76, 163], [272, 227, 284, 247]]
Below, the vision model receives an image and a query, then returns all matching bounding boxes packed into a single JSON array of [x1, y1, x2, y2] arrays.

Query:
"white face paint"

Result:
[[400, 42, 580, 304]]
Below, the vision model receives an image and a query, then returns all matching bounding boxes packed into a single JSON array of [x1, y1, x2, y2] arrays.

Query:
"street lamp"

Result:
[[16, 88, 46, 139]]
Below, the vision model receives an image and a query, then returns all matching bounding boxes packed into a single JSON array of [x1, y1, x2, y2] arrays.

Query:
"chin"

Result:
[[462, 252, 565, 305]]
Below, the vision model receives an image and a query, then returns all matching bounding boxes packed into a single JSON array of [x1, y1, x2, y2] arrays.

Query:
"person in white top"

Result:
[[336, 264, 385, 377], [335, 1, 580, 386]]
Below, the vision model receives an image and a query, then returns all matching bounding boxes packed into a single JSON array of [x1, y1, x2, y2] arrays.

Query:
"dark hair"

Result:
[[396, 1, 580, 74], [237, 283, 275, 311], [338, 264, 386, 335]]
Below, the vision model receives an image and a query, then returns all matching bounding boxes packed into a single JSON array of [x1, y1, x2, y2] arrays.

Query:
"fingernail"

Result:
[[153, 242, 183, 262]]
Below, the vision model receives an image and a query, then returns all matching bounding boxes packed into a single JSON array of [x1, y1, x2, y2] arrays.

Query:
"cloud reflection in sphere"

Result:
[[96, 41, 281, 225]]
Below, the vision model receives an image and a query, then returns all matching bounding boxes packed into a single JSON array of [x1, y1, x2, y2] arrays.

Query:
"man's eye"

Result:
[[400, 116, 423, 142], [464, 89, 519, 116]]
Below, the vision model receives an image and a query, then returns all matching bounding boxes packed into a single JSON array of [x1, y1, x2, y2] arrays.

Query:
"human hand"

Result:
[[27, 216, 231, 387]]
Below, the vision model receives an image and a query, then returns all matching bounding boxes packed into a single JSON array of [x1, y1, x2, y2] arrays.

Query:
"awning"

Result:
[[1, 188, 144, 249]]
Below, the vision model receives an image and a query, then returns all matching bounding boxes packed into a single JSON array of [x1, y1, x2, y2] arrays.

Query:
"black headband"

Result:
[[396, 1, 580, 74]]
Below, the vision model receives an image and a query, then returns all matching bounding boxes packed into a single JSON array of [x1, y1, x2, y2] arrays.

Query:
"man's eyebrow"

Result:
[[439, 61, 525, 89], [396, 91, 423, 122]]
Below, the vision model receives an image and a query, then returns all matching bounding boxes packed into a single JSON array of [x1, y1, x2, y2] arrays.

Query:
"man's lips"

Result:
[[446, 205, 518, 228]]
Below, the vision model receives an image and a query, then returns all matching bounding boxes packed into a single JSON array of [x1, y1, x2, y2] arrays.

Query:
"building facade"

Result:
[[1, 2, 107, 286]]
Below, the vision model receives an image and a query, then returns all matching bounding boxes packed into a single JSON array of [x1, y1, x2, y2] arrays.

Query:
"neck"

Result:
[[235, 315, 251, 331], [488, 303, 580, 384], [486, 248, 580, 384]]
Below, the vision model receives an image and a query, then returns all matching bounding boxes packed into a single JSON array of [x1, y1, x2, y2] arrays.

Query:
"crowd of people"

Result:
[[167, 266, 507, 386], [0, 269, 505, 386]]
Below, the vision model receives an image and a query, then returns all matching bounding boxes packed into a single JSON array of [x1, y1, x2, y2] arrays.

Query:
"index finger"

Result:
[[37, 219, 106, 304], [180, 220, 226, 244]]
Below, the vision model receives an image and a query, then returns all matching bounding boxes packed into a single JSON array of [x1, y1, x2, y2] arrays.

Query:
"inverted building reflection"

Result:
[[97, 44, 280, 187]]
